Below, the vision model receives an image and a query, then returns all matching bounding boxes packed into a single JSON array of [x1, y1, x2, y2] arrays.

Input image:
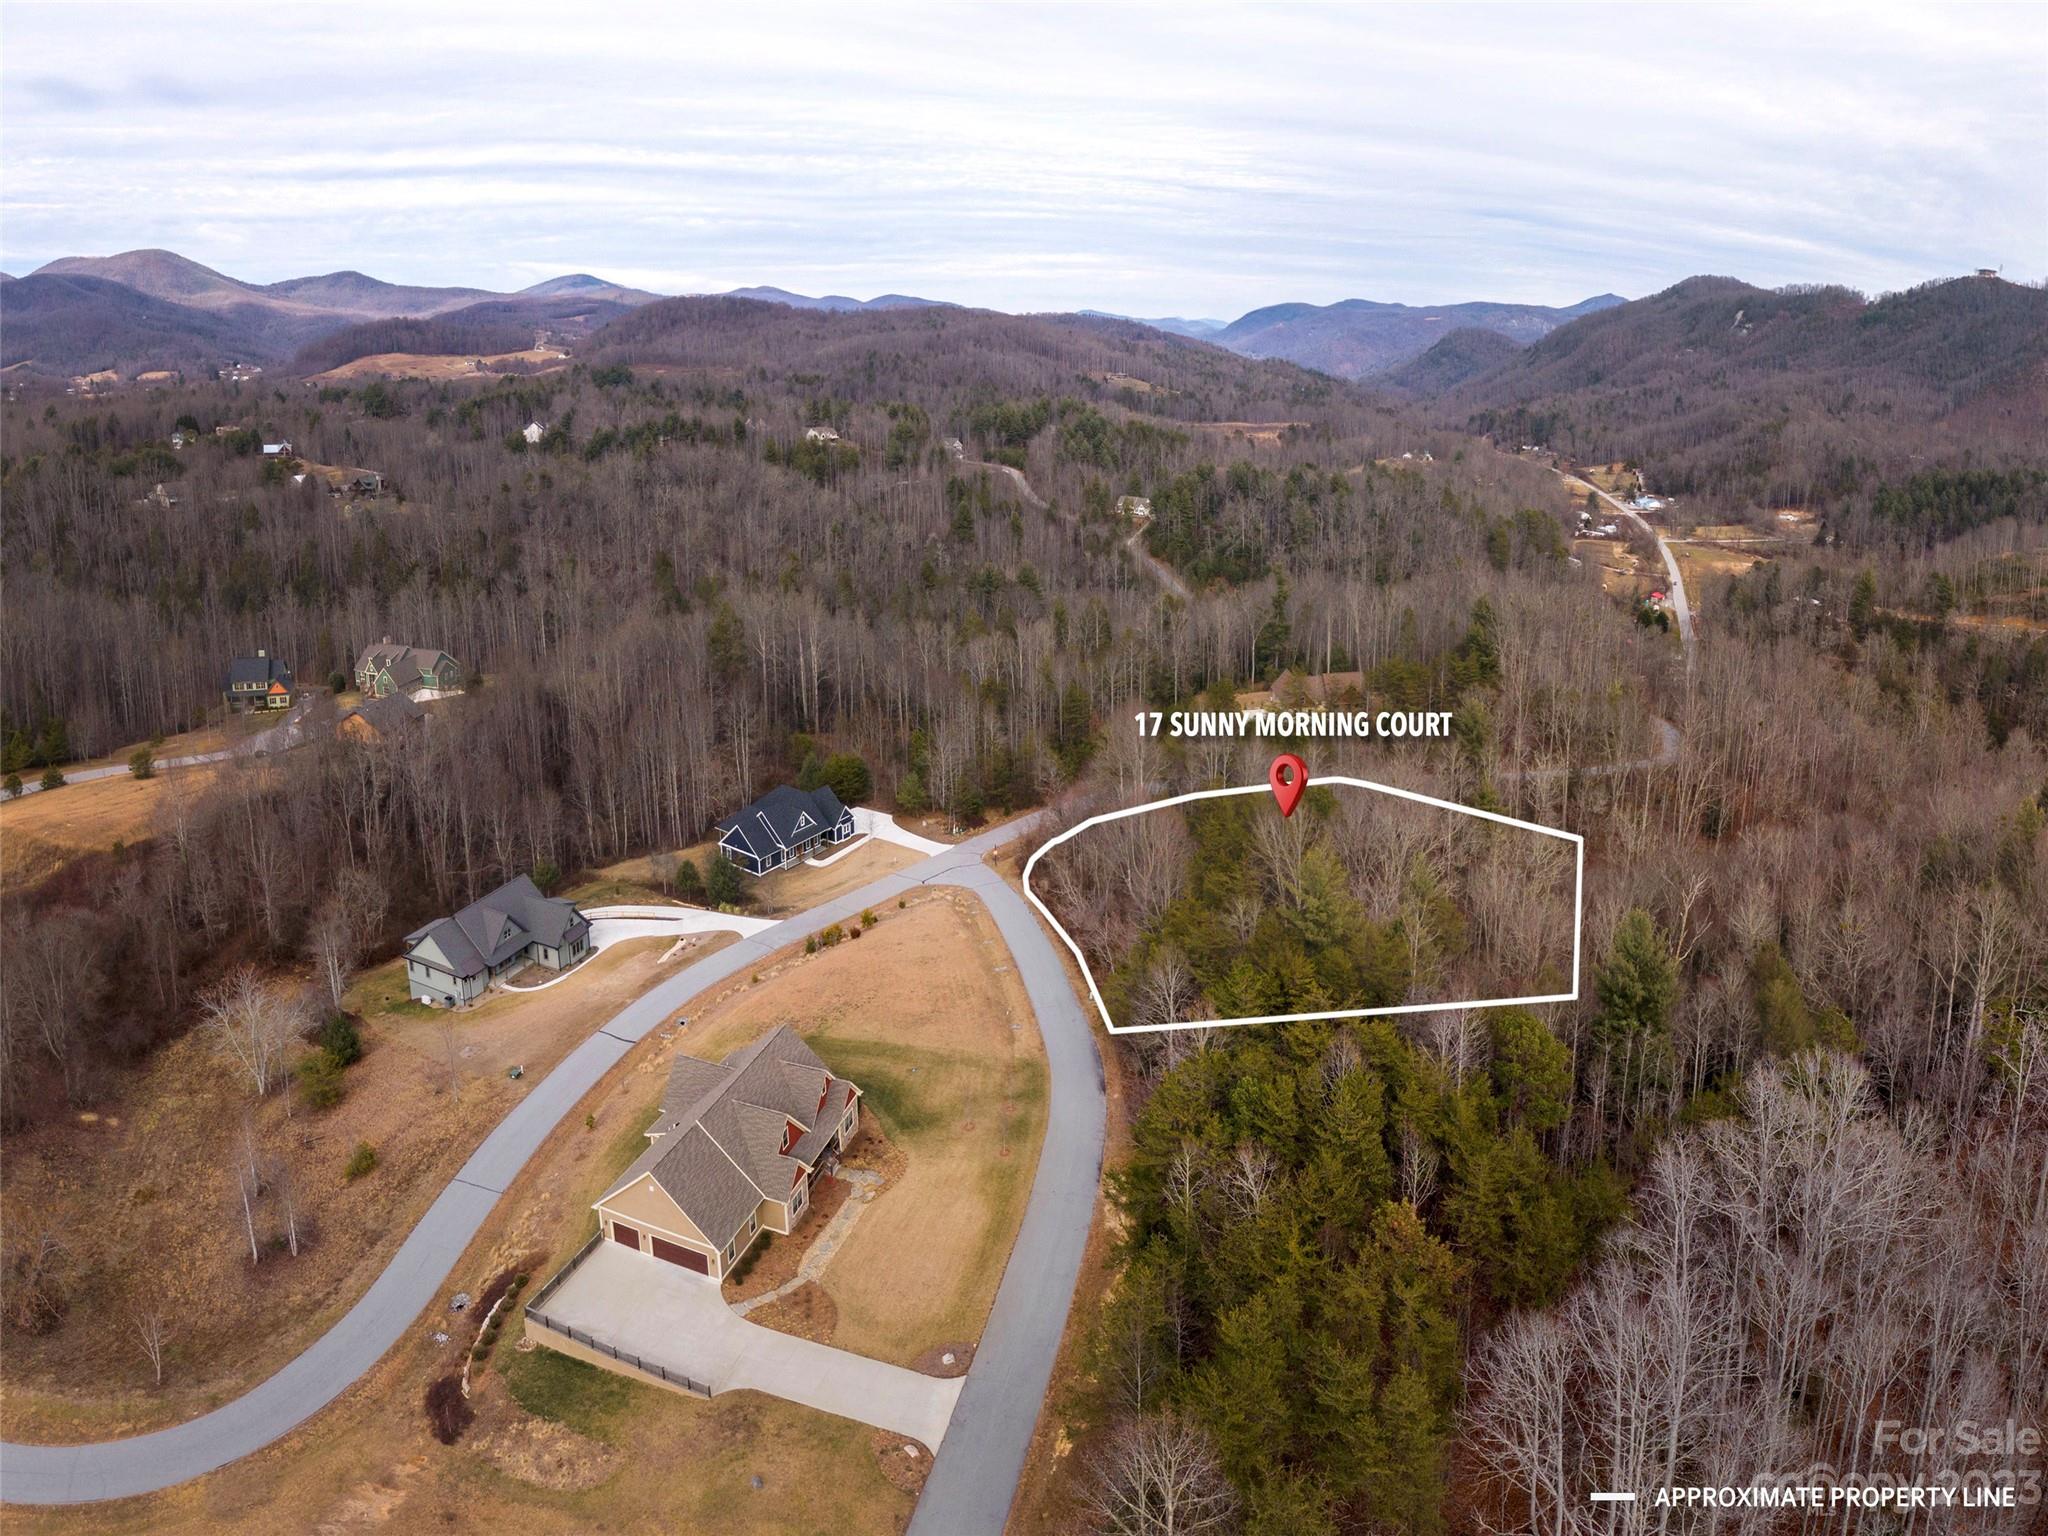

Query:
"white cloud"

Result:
[[1, 0, 2040, 310]]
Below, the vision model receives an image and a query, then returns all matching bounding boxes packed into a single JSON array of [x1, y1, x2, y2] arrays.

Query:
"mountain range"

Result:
[[1210, 294, 1626, 379]]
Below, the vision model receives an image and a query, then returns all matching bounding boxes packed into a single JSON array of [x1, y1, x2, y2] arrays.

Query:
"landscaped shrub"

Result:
[[297, 1049, 346, 1110], [318, 1013, 363, 1067], [345, 1141, 378, 1180], [3, 774, 20, 799], [820, 923, 843, 947], [128, 748, 155, 780], [705, 855, 743, 908], [805, 936, 818, 955], [38, 767, 63, 792], [672, 858, 705, 902], [423, 1374, 473, 1444]]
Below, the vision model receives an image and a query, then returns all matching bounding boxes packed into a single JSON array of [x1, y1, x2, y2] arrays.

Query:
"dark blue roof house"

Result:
[[715, 784, 857, 875]]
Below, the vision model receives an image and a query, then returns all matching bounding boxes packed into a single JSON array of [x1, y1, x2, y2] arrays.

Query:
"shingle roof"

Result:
[[599, 1023, 860, 1250], [715, 784, 851, 861], [356, 640, 456, 693], [344, 692, 424, 735], [403, 874, 588, 980], [225, 654, 293, 689]]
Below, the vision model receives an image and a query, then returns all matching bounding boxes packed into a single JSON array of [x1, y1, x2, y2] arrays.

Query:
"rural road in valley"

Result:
[[7, 697, 323, 798], [0, 813, 1106, 1534], [1563, 471, 1698, 665]]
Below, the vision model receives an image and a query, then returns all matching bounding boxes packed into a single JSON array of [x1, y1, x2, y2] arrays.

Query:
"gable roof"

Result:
[[599, 1023, 860, 1250], [226, 653, 293, 690], [343, 691, 425, 736], [403, 874, 588, 979], [355, 639, 457, 692], [715, 784, 850, 861]]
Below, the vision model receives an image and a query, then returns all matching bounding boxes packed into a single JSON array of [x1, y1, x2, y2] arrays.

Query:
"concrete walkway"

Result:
[[536, 1241, 961, 1448], [0, 810, 1105, 1535], [732, 1168, 882, 1317]]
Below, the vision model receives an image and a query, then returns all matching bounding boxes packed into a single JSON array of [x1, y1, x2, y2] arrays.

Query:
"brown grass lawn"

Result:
[[0, 934, 722, 1444], [0, 765, 219, 892], [1670, 539, 1764, 598], [588, 834, 924, 917], [1575, 536, 1653, 598], [671, 894, 1049, 1366], [0, 980, 914, 1536]]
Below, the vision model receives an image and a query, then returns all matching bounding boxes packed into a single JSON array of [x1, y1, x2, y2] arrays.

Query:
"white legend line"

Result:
[[1591, 1491, 1638, 1502]]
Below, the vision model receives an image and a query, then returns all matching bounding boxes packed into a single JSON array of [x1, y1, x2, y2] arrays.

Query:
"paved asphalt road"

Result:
[[8, 698, 321, 799], [1, 814, 1106, 1532], [1569, 474, 1698, 664]]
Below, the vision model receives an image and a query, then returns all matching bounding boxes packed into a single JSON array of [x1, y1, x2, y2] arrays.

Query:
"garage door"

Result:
[[651, 1236, 710, 1273], [610, 1221, 640, 1249]]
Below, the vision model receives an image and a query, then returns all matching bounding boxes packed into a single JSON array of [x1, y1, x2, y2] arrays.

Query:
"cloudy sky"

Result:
[[3, 2, 2041, 316]]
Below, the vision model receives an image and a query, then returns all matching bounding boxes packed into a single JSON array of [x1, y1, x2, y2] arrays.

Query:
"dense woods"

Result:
[[3, 293, 2044, 1532], [1429, 276, 2048, 528]]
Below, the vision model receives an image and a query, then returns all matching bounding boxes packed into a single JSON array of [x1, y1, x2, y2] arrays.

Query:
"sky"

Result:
[[2, 1, 2042, 317]]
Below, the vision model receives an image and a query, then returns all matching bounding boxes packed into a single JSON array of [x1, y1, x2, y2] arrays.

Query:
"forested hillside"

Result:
[[2, 295, 2042, 1535], [1427, 275, 2048, 529]]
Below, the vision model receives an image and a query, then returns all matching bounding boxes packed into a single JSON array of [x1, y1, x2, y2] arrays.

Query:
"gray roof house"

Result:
[[593, 1024, 862, 1278], [338, 690, 425, 743], [354, 638, 464, 700], [715, 784, 856, 876], [223, 651, 295, 712], [402, 875, 590, 1006]]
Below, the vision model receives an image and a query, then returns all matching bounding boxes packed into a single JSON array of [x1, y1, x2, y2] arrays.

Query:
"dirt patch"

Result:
[[871, 1428, 935, 1495], [464, 1376, 623, 1491], [747, 1280, 839, 1343], [911, 1341, 975, 1378], [310, 348, 569, 383]]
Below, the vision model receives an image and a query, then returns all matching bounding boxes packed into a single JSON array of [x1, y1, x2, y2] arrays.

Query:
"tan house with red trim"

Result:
[[594, 1024, 861, 1280]]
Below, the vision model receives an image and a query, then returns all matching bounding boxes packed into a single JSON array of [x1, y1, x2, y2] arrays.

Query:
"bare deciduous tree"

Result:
[[1083, 1411, 1238, 1536], [199, 968, 306, 1098]]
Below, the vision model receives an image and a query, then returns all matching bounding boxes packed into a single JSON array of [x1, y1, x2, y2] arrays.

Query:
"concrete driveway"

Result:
[[536, 1240, 963, 1450]]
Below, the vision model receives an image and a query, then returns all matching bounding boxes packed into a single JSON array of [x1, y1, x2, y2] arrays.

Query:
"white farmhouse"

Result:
[[523, 421, 546, 445]]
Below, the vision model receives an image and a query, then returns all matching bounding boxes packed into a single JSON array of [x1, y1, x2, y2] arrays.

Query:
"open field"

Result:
[[659, 893, 1049, 1366], [1575, 535, 1654, 597], [309, 348, 569, 383], [1670, 538, 1765, 589], [0, 764, 218, 890], [0, 934, 718, 1444], [1574, 460, 1639, 497]]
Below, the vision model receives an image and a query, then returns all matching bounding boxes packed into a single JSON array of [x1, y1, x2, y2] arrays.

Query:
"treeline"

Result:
[[1444, 275, 2048, 516], [1089, 1003, 1618, 1533]]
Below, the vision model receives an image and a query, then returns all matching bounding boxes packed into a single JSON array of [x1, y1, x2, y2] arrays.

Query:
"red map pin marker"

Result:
[[1268, 753, 1308, 817]]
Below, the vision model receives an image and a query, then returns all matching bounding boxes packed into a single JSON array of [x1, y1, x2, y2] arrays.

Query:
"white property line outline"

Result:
[[1022, 775, 1585, 1034]]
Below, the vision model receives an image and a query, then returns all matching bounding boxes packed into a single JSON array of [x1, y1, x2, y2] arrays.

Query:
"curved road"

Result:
[[953, 447, 1189, 600], [1, 818, 1105, 1535], [1562, 471, 1697, 666]]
